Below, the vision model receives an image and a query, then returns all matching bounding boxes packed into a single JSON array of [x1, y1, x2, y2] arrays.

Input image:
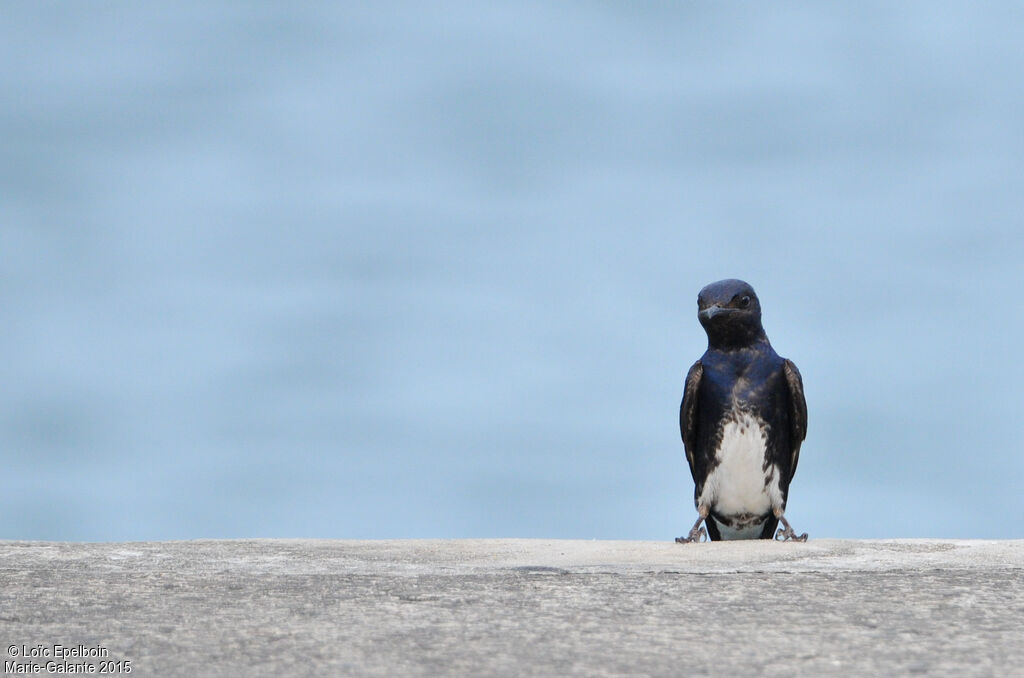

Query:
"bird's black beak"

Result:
[[698, 305, 725, 322]]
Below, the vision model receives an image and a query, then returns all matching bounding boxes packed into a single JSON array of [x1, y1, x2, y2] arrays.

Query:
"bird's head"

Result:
[[696, 279, 766, 349]]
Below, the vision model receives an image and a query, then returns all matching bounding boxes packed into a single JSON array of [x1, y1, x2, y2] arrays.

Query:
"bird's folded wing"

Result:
[[679, 360, 703, 483], [783, 359, 807, 478]]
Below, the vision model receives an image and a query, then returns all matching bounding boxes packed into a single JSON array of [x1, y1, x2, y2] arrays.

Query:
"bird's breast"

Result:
[[699, 411, 782, 531]]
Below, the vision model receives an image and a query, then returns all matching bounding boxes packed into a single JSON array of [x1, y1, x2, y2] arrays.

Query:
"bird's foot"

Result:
[[774, 515, 808, 542], [675, 516, 708, 544], [675, 526, 707, 544]]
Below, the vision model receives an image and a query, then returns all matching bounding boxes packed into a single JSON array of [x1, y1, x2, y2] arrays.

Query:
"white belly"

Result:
[[699, 413, 782, 520]]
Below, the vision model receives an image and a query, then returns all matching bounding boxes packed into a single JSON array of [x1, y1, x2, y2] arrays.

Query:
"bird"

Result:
[[676, 279, 808, 542]]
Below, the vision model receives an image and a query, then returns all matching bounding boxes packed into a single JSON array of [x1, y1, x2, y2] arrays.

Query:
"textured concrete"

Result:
[[1, 539, 1022, 677]]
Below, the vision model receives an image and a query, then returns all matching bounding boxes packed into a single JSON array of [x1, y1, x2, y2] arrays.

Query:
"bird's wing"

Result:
[[783, 359, 807, 480], [679, 360, 703, 484]]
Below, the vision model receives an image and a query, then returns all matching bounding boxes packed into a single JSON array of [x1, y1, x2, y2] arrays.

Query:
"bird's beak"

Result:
[[699, 305, 724, 321]]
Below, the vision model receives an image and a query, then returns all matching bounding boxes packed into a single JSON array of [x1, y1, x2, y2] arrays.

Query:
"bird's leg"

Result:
[[675, 505, 709, 544], [773, 509, 808, 542]]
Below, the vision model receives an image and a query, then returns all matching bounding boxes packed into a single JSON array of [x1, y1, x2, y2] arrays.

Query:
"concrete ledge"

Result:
[[2, 539, 1022, 676]]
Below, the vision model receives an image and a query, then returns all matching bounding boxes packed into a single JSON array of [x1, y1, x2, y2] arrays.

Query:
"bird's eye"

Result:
[[739, 295, 751, 308]]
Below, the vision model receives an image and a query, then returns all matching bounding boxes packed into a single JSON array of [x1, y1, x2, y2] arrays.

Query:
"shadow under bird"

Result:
[[677, 279, 807, 542]]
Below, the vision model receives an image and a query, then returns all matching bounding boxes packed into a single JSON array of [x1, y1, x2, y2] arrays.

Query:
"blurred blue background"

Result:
[[2, 2, 1022, 541]]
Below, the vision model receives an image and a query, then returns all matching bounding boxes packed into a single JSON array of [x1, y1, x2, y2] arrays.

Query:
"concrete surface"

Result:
[[1, 539, 1022, 677]]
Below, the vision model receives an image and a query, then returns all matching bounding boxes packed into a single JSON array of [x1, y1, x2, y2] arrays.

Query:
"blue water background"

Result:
[[2, 2, 1023, 540]]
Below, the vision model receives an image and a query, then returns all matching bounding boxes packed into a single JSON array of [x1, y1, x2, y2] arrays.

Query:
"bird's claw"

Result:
[[774, 514, 808, 542], [774, 527, 808, 542], [675, 526, 707, 544]]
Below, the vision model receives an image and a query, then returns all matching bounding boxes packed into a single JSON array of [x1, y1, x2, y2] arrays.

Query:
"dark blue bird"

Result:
[[677, 279, 808, 542]]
